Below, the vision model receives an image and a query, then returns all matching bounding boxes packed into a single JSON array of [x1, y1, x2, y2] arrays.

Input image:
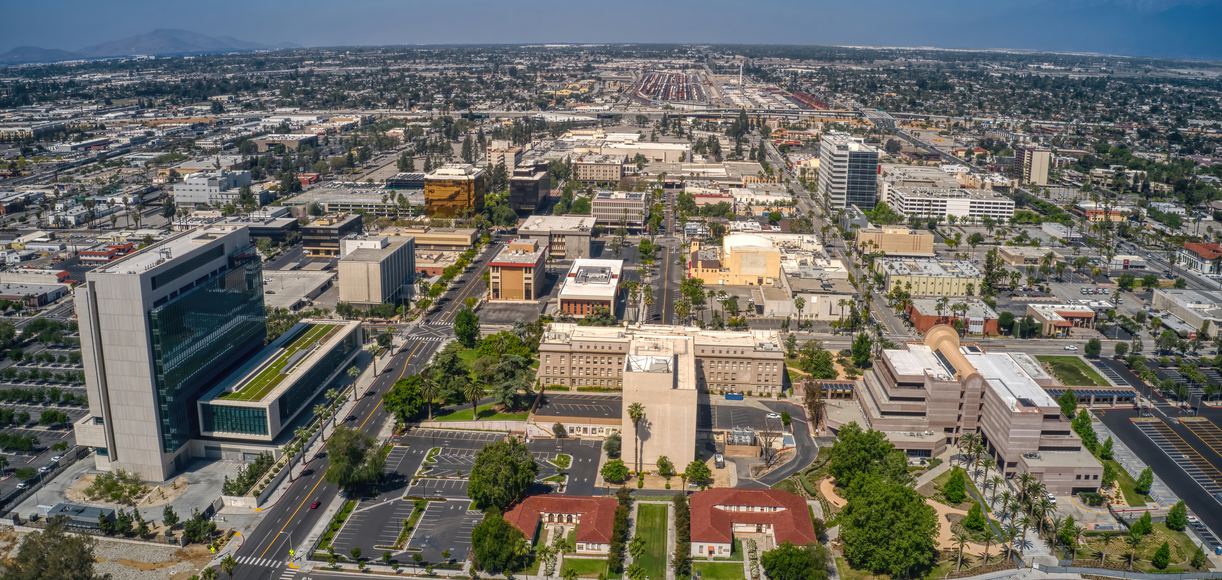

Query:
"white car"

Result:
[[1064, 345, 1079, 351]]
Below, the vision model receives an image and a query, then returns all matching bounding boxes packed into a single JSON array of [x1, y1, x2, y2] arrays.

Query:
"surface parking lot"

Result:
[[406, 499, 482, 563], [533, 393, 621, 420], [331, 498, 417, 557], [1131, 418, 1222, 497]]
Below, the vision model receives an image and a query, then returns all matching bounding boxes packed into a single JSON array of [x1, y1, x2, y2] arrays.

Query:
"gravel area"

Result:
[[91, 538, 212, 580]]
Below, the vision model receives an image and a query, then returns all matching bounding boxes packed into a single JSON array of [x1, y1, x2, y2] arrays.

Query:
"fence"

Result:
[[0, 445, 90, 517], [1040, 564, 1222, 580]]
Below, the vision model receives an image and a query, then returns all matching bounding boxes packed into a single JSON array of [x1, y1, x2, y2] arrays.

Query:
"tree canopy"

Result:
[[471, 510, 529, 574], [760, 542, 830, 580], [3, 518, 106, 580], [468, 438, 538, 511], [323, 426, 385, 493], [827, 422, 910, 492], [840, 475, 939, 578]]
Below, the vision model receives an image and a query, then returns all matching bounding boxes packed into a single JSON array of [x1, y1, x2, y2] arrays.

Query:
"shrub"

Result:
[[601, 459, 629, 484], [963, 503, 986, 532], [1151, 541, 1170, 570], [942, 468, 967, 504]]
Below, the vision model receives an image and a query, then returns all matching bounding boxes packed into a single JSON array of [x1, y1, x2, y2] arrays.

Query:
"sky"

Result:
[[2, 0, 1221, 60]]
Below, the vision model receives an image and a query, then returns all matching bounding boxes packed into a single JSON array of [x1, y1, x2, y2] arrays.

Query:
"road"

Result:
[[227, 331, 443, 580], [427, 241, 501, 325]]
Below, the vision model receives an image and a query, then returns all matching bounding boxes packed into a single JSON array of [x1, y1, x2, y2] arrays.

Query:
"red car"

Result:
[[310, 499, 321, 509]]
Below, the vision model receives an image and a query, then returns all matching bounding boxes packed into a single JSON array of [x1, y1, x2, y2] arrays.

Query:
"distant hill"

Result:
[[0, 29, 293, 65], [0, 46, 83, 65]]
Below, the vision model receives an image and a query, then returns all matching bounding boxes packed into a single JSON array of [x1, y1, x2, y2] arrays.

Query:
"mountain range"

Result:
[[0, 29, 296, 65]]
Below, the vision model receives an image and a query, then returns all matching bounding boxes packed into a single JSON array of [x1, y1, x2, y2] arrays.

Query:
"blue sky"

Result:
[[2, 0, 1221, 60]]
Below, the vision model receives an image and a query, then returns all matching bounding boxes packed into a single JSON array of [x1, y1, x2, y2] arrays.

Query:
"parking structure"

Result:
[[1131, 418, 1222, 497]]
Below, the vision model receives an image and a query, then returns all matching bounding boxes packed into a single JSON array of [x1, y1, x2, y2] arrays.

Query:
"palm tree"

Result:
[[954, 530, 970, 571], [1003, 524, 1018, 562], [1017, 473, 1036, 505], [325, 388, 341, 430], [794, 296, 805, 329], [420, 373, 439, 420], [958, 432, 979, 466], [997, 490, 1013, 519], [313, 404, 330, 438], [221, 554, 237, 577], [1099, 532, 1115, 566], [346, 366, 361, 401], [464, 369, 485, 419], [1125, 531, 1143, 570], [989, 475, 1004, 504], [1018, 515, 1032, 555], [982, 531, 992, 565], [1070, 524, 1086, 562], [201, 567, 218, 580], [628, 403, 646, 474]]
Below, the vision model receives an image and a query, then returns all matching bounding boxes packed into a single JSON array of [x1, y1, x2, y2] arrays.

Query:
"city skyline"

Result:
[[2, 0, 1222, 60]]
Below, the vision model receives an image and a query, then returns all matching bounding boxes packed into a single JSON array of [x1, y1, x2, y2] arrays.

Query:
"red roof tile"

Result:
[[689, 488, 818, 546], [1183, 242, 1222, 261], [503, 495, 619, 545]]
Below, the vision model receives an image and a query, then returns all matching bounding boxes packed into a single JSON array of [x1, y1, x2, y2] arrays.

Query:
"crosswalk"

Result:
[[234, 555, 283, 568]]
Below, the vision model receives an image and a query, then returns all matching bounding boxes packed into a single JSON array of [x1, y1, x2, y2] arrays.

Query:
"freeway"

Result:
[[225, 330, 444, 580]]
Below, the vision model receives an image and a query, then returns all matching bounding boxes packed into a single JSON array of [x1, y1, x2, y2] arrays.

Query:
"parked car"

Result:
[[1064, 345, 1079, 351]]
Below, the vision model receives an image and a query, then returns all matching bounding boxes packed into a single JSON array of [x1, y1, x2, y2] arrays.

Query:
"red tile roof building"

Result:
[[503, 495, 618, 554], [689, 488, 817, 557], [1179, 242, 1222, 276]]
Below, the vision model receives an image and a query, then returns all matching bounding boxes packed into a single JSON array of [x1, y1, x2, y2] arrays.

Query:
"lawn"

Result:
[[635, 503, 669, 580], [1103, 459, 1147, 507], [553, 453, 572, 469], [220, 323, 338, 401], [1035, 355, 1109, 386], [561, 557, 610, 578], [432, 402, 528, 422], [692, 561, 745, 580], [1079, 523, 1202, 572]]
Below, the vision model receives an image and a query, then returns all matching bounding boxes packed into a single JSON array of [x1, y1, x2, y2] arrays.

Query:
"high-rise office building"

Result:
[[818, 133, 880, 210], [73, 227, 267, 480], [1021, 146, 1051, 186]]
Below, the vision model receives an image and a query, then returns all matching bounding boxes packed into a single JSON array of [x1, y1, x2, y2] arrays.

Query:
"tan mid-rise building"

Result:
[[537, 323, 785, 395], [855, 326, 1102, 494], [874, 257, 982, 296], [337, 236, 415, 305], [488, 239, 546, 302], [424, 164, 487, 217], [620, 332, 698, 472], [855, 226, 935, 257], [687, 234, 782, 287]]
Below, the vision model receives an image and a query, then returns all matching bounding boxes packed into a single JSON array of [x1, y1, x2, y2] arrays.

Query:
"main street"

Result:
[[226, 329, 444, 580]]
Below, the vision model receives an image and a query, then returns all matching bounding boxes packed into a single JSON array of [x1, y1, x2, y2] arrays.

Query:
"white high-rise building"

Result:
[[1022, 146, 1051, 186]]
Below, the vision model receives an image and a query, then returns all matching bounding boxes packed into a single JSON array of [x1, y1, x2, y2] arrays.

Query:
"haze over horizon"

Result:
[[3, 0, 1222, 61]]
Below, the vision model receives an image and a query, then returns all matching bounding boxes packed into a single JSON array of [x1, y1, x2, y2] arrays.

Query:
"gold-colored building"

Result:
[[424, 164, 487, 217], [687, 234, 781, 287], [855, 226, 935, 257]]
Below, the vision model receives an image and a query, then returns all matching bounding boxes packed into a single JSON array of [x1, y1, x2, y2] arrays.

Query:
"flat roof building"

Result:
[[574, 154, 626, 184], [172, 170, 256, 209], [488, 239, 546, 302], [302, 214, 363, 258], [73, 227, 267, 480], [424, 164, 487, 218], [874, 257, 982, 296], [687, 234, 782, 287], [622, 332, 698, 472], [855, 226, 935, 257], [558, 259, 623, 319], [1026, 304, 1096, 337], [537, 323, 785, 396], [819, 133, 879, 210], [883, 187, 1015, 222], [1022, 146, 1051, 186], [338, 236, 415, 305], [518, 215, 596, 260], [906, 298, 1000, 336], [591, 190, 647, 229], [855, 326, 1101, 494], [1152, 288, 1222, 338], [197, 321, 361, 443], [508, 160, 552, 215]]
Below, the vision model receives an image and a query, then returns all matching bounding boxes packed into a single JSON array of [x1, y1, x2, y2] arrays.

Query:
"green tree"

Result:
[[1135, 468, 1154, 495], [161, 505, 179, 529], [840, 475, 939, 578], [454, 306, 480, 348], [4, 518, 106, 579], [760, 542, 829, 580], [1166, 501, 1188, 531], [601, 459, 630, 484], [656, 456, 675, 481], [684, 460, 713, 489], [468, 438, 538, 511], [323, 426, 384, 493], [850, 333, 872, 368], [963, 502, 987, 532], [1151, 541, 1171, 570], [1085, 338, 1102, 358], [942, 468, 967, 504], [1058, 389, 1078, 418], [471, 510, 529, 574], [220, 554, 237, 577], [1192, 545, 1208, 569], [604, 432, 621, 458], [828, 422, 911, 492], [998, 311, 1015, 334], [383, 376, 424, 425]]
